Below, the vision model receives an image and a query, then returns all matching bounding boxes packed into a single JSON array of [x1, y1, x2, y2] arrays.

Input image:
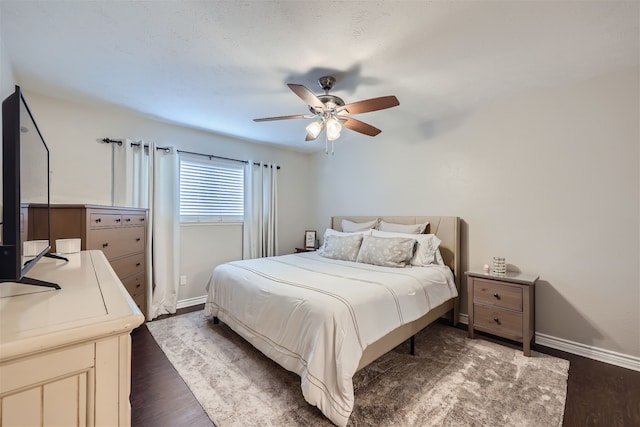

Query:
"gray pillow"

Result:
[[320, 234, 364, 262], [356, 235, 417, 267]]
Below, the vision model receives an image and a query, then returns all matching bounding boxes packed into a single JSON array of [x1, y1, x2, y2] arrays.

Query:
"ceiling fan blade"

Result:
[[340, 95, 399, 115], [341, 117, 381, 137], [253, 114, 310, 122], [287, 84, 325, 111]]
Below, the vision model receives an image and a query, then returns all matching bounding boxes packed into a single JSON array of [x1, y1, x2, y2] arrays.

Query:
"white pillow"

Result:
[[372, 230, 441, 266], [319, 234, 364, 262], [378, 220, 428, 234], [341, 218, 378, 232], [356, 235, 416, 267], [433, 248, 445, 266], [318, 228, 371, 255]]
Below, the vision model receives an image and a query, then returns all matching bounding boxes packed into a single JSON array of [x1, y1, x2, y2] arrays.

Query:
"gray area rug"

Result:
[[146, 311, 569, 427]]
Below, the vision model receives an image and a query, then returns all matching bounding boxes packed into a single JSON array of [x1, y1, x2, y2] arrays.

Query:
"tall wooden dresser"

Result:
[[28, 204, 148, 317]]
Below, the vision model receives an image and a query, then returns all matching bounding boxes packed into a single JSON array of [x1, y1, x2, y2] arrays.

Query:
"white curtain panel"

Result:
[[112, 140, 180, 320], [243, 161, 278, 259], [112, 139, 148, 208], [148, 143, 180, 319]]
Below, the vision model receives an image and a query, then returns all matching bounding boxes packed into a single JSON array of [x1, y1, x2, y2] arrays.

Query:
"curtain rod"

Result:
[[100, 138, 280, 169], [100, 138, 170, 152]]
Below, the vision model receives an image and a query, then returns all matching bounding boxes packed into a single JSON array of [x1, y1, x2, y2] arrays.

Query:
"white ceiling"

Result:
[[1, 1, 638, 152]]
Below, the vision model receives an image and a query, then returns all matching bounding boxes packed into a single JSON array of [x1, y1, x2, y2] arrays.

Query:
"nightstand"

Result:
[[466, 270, 538, 356], [294, 247, 315, 253]]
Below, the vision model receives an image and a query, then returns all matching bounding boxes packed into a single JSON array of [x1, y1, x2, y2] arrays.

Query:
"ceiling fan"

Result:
[[254, 76, 399, 153]]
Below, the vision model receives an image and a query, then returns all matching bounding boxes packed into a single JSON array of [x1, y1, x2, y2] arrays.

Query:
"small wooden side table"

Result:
[[466, 269, 538, 356]]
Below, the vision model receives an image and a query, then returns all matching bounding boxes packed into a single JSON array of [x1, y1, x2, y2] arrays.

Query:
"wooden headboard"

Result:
[[331, 215, 461, 292]]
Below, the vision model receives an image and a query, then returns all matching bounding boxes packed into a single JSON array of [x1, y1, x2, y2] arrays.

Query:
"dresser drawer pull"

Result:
[[135, 283, 141, 289], [493, 318, 501, 325], [116, 218, 121, 223], [95, 218, 102, 223], [126, 218, 131, 222], [493, 293, 501, 300], [136, 262, 141, 267], [136, 238, 141, 242], [140, 218, 145, 222], [102, 242, 109, 248]]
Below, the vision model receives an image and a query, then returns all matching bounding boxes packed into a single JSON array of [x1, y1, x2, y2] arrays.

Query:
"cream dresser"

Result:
[[29, 205, 148, 317], [0, 250, 144, 427]]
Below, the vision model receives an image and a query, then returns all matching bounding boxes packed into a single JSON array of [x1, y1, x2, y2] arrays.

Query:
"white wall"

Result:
[[311, 67, 640, 360], [1, 34, 15, 99], [14, 92, 315, 301]]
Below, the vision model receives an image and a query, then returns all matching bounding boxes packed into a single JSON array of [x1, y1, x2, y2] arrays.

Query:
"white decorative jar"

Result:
[[492, 257, 506, 275]]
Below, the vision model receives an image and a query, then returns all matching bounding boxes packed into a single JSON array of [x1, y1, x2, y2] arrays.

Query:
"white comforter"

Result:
[[204, 251, 457, 426]]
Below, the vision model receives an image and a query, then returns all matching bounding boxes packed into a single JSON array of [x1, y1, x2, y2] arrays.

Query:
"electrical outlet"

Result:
[[180, 275, 187, 286]]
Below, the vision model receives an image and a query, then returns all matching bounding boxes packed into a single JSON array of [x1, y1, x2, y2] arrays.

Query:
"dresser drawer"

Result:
[[123, 272, 145, 299], [110, 253, 145, 279], [473, 279, 522, 311], [89, 213, 123, 229], [121, 213, 146, 227], [473, 304, 523, 340], [87, 227, 145, 259], [131, 292, 146, 314]]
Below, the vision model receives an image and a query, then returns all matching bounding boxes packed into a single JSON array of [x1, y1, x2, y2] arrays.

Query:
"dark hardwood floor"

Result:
[[130, 314, 214, 427], [131, 306, 640, 427]]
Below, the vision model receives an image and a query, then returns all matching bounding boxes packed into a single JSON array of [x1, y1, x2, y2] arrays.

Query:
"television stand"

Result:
[[44, 252, 69, 262], [10, 253, 71, 291], [14, 275, 61, 290]]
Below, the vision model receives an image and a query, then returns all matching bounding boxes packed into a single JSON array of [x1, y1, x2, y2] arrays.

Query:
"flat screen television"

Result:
[[1, 85, 65, 290]]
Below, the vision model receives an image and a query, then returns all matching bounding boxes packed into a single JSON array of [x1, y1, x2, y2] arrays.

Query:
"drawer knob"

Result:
[[126, 218, 131, 222], [140, 218, 145, 222], [136, 238, 141, 242], [102, 242, 109, 248], [493, 293, 501, 300], [95, 218, 101, 223], [493, 317, 501, 325], [136, 284, 141, 288], [136, 262, 141, 267], [116, 218, 121, 223]]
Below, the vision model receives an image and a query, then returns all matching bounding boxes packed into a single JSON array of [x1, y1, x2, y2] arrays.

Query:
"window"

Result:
[[179, 155, 244, 223]]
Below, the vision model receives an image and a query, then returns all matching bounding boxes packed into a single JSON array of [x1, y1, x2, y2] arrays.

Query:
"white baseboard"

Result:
[[176, 295, 207, 310], [535, 333, 640, 372], [457, 313, 640, 372]]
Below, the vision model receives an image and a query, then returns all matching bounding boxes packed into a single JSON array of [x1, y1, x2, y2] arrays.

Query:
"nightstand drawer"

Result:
[[473, 304, 523, 340], [473, 279, 522, 311]]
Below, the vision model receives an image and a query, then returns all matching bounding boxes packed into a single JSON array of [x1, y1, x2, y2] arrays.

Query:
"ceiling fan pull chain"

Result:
[[331, 140, 335, 156], [325, 133, 328, 155]]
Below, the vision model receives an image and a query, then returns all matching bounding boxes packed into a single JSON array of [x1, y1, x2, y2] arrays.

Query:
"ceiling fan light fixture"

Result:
[[306, 121, 323, 139], [327, 131, 341, 142], [326, 117, 342, 140]]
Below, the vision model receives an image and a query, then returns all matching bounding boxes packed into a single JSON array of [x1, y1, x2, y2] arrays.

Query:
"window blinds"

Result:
[[179, 157, 244, 223]]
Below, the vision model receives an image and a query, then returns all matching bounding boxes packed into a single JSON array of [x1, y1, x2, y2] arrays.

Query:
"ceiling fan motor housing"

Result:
[[308, 94, 345, 114]]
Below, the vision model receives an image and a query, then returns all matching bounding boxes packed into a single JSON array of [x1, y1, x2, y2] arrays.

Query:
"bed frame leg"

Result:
[[410, 335, 415, 355], [213, 316, 219, 325]]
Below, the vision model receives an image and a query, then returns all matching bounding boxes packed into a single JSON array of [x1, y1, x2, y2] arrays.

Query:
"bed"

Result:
[[204, 215, 460, 426]]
